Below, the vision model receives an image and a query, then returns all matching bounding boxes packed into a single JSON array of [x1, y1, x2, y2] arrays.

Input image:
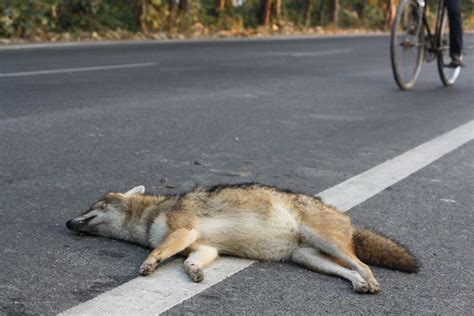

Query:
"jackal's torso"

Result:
[[143, 183, 344, 261]]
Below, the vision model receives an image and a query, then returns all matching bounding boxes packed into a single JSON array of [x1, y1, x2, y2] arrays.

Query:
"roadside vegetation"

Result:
[[1, 0, 473, 43]]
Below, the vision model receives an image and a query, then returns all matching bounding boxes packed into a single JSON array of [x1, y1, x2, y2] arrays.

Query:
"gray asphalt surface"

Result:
[[166, 142, 474, 315], [0, 35, 473, 315]]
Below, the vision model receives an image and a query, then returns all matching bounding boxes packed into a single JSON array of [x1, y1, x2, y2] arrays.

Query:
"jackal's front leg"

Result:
[[139, 228, 199, 276], [183, 245, 219, 282]]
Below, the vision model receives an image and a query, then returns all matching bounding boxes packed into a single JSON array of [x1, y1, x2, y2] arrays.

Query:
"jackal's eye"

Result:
[[98, 201, 107, 209], [89, 200, 106, 211]]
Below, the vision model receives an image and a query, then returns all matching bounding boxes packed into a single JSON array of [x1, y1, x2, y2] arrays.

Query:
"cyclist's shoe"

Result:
[[448, 55, 464, 68]]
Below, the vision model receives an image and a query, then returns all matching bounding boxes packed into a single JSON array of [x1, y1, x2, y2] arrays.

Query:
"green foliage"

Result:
[[55, 0, 136, 31], [237, 0, 260, 29], [340, 8, 361, 28], [1, 0, 473, 39], [283, 1, 306, 26], [0, 0, 137, 38], [361, 4, 384, 30], [197, 0, 259, 30], [0, 1, 52, 37]]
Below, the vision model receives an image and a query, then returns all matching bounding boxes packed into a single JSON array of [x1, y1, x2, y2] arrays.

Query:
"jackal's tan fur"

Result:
[[66, 183, 419, 293]]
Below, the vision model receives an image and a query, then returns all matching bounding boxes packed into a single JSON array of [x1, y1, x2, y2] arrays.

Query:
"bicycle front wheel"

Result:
[[390, 0, 425, 90], [437, 8, 461, 86]]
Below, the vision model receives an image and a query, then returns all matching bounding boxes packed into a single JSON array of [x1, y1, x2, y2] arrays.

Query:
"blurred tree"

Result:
[[383, 0, 396, 29], [275, 0, 281, 19], [317, 0, 325, 25], [179, 0, 188, 13], [304, 0, 313, 27], [134, 0, 144, 32], [333, 0, 340, 27], [258, 0, 272, 25], [167, 0, 175, 30]]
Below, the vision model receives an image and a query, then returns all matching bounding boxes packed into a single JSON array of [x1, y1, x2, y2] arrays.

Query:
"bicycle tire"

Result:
[[390, 0, 425, 90], [437, 8, 461, 86]]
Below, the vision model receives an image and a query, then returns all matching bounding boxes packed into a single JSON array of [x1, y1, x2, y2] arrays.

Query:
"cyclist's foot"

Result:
[[448, 55, 464, 68]]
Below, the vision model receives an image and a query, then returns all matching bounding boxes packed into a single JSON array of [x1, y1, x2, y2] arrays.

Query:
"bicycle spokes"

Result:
[[390, 0, 424, 90]]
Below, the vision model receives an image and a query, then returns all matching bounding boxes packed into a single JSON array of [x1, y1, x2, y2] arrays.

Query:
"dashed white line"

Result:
[[0, 62, 159, 78], [267, 48, 352, 57], [61, 120, 473, 315]]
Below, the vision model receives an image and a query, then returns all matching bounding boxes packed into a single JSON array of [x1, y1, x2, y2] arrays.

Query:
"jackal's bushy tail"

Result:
[[352, 228, 419, 273]]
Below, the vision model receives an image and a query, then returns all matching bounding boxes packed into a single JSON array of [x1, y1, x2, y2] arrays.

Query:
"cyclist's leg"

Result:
[[444, 0, 464, 65]]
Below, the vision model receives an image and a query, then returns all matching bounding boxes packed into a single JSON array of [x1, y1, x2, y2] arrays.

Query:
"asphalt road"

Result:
[[0, 35, 473, 315]]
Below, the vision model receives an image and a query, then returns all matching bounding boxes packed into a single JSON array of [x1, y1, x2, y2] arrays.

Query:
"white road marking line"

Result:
[[0, 62, 159, 78], [61, 258, 253, 316], [60, 120, 473, 315], [318, 120, 474, 212], [267, 48, 352, 57]]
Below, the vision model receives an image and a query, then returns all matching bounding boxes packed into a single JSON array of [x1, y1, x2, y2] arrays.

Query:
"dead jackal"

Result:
[[66, 183, 418, 293]]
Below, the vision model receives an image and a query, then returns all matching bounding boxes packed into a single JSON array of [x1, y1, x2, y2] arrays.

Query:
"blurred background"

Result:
[[1, 0, 473, 43]]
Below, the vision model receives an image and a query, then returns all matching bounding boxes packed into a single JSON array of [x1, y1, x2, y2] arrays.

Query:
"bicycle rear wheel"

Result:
[[437, 8, 461, 86], [390, 0, 425, 90]]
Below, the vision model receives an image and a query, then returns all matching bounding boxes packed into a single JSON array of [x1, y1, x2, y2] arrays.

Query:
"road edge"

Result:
[[0, 33, 390, 51]]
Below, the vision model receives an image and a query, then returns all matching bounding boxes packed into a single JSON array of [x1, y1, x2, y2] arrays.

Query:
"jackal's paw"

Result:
[[352, 281, 369, 294], [139, 260, 159, 276], [184, 263, 204, 283], [367, 278, 380, 294], [352, 273, 369, 294]]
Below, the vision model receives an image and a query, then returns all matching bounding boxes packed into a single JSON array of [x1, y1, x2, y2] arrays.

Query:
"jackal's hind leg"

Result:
[[183, 245, 218, 282], [139, 228, 199, 276], [318, 244, 379, 293], [292, 247, 371, 293], [301, 227, 380, 293]]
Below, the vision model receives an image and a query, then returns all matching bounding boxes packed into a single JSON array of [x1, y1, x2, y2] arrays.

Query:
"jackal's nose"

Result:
[[66, 219, 75, 231], [66, 218, 83, 231]]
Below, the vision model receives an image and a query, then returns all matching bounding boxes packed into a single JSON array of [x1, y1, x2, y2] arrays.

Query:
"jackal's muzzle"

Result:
[[66, 214, 97, 232]]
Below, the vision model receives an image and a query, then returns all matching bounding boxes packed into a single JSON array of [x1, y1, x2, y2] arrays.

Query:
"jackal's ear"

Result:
[[124, 185, 145, 197]]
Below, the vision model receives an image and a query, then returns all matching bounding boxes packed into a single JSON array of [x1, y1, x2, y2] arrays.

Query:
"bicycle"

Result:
[[390, 0, 461, 90]]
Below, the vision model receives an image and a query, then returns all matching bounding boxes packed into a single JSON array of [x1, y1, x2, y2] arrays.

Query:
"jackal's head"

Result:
[[66, 185, 146, 239]]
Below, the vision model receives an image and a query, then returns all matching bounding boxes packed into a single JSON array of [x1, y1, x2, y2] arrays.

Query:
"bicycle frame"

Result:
[[420, 0, 447, 57]]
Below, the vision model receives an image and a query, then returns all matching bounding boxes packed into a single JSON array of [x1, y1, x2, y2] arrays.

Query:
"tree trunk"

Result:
[[275, 0, 281, 19], [169, 0, 176, 14], [304, 0, 313, 27], [218, 0, 225, 14], [384, 0, 396, 29], [264, 0, 272, 25], [258, 0, 272, 25], [317, 0, 325, 25], [178, 0, 188, 13], [134, 0, 145, 32], [391, 0, 397, 25], [168, 0, 175, 30], [333, 0, 339, 27]]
